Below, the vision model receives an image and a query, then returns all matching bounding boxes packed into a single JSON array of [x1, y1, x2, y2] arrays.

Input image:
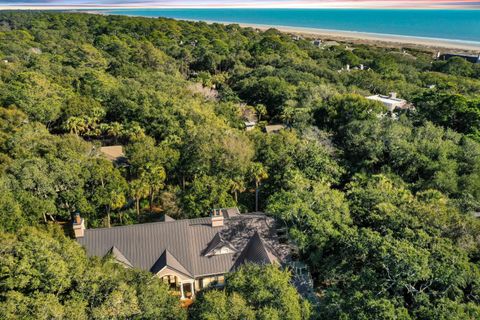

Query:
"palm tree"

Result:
[[141, 164, 166, 213], [107, 192, 126, 228], [280, 101, 296, 126], [229, 177, 246, 203], [130, 179, 149, 216], [249, 163, 268, 212], [107, 122, 124, 143], [64, 116, 87, 135], [125, 123, 145, 141], [254, 103, 267, 122]]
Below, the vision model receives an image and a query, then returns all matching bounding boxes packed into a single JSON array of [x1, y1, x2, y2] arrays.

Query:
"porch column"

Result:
[[191, 280, 195, 297], [180, 282, 185, 300]]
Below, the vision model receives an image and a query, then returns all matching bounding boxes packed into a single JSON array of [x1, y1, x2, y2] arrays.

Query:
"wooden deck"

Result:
[[170, 290, 194, 308], [180, 298, 194, 308]]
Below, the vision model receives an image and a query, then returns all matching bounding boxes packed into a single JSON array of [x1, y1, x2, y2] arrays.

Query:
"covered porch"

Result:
[[160, 274, 196, 300]]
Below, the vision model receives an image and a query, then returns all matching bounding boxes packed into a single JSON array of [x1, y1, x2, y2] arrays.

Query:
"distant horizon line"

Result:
[[2, 6, 480, 10]]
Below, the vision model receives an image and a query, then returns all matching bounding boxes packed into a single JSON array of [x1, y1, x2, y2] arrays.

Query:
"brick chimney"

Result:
[[211, 209, 224, 227], [72, 212, 85, 238]]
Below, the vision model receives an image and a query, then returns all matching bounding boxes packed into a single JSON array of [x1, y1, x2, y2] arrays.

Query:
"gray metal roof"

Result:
[[77, 211, 292, 278], [233, 231, 279, 269]]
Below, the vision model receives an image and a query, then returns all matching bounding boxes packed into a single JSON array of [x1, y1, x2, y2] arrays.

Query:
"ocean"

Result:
[[88, 8, 480, 45]]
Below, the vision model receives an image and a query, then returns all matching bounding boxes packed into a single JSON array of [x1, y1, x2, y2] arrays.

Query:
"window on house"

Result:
[[202, 277, 213, 288], [195, 279, 201, 291], [201, 275, 225, 288], [161, 275, 179, 290], [213, 246, 234, 255]]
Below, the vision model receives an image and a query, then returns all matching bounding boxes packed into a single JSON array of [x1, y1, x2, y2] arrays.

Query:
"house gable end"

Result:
[[204, 232, 237, 257], [150, 249, 192, 278], [107, 246, 133, 268]]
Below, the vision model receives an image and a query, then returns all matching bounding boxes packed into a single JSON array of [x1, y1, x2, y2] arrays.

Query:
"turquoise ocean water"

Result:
[[90, 9, 480, 45]]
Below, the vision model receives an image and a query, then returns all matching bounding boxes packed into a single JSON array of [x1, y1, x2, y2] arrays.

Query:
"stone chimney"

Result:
[[211, 209, 224, 227], [389, 92, 397, 99], [72, 212, 85, 238]]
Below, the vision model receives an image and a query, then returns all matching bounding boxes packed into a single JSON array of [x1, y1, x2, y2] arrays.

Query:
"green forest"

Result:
[[0, 11, 479, 319]]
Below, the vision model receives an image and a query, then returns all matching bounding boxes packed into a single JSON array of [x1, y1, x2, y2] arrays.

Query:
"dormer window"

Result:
[[214, 246, 234, 255], [204, 233, 237, 257]]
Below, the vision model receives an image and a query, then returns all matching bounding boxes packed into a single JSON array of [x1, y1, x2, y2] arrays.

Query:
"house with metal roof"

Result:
[[73, 208, 292, 300]]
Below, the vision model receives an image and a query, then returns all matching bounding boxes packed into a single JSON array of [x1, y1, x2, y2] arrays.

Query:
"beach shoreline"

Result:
[[230, 22, 480, 52]]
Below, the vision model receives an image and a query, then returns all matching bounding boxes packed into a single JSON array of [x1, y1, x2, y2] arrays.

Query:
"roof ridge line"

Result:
[[85, 216, 209, 232]]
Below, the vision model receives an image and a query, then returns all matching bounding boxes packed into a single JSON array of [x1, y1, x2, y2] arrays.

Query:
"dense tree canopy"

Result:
[[190, 264, 310, 320], [0, 11, 479, 319], [0, 226, 186, 320]]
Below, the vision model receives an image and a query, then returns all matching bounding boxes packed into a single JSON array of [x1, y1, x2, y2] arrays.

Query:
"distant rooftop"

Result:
[[264, 124, 286, 134], [100, 145, 126, 162], [438, 53, 480, 64], [367, 92, 410, 112], [367, 94, 406, 104]]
